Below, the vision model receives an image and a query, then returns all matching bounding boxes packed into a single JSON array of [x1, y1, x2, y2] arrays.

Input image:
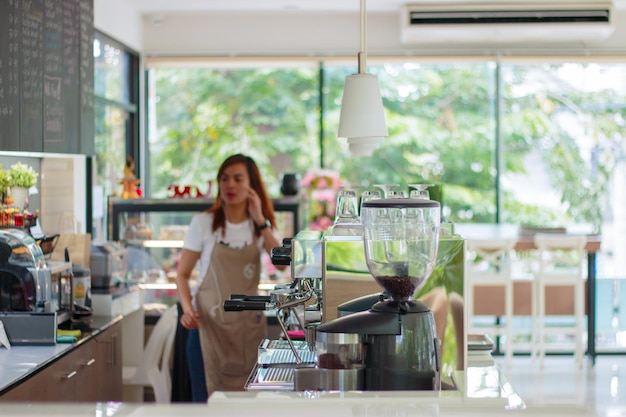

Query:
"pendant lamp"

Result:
[[337, 0, 388, 156]]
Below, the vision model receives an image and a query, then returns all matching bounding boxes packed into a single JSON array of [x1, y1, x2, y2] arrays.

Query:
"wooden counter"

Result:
[[0, 316, 123, 402]]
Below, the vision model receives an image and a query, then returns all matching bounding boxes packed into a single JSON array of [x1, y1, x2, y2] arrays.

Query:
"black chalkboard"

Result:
[[43, 0, 64, 147], [0, 0, 93, 155], [0, 0, 20, 151], [20, 0, 45, 152], [79, 0, 94, 155], [61, 0, 80, 153], [43, 0, 81, 153]]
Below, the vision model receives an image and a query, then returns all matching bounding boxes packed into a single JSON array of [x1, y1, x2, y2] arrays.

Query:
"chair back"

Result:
[[466, 238, 516, 278], [138, 304, 178, 402], [533, 234, 587, 277]]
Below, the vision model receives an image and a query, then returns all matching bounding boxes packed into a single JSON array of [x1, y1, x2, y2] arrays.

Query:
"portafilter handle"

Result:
[[223, 294, 272, 311], [270, 238, 293, 266]]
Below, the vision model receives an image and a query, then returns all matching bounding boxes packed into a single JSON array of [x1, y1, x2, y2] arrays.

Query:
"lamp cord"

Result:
[[358, 0, 367, 74]]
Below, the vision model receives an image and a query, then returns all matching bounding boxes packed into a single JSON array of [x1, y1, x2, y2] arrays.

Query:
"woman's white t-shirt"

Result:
[[182, 211, 276, 305]]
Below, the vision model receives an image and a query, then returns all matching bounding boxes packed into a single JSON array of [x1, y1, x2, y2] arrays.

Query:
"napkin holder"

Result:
[[0, 312, 57, 345]]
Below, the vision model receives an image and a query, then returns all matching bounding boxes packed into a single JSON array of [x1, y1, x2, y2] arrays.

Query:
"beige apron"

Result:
[[196, 234, 267, 395]]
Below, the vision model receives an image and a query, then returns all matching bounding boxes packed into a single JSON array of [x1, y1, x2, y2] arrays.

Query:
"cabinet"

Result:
[[107, 197, 302, 305], [0, 320, 122, 402], [92, 320, 123, 401], [107, 196, 303, 242]]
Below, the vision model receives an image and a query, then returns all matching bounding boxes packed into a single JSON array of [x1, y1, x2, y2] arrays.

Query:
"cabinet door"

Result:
[[73, 337, 99, 402], [0, 348, 78, 402], [94, 321, 123, 401], [0, 322, 123, 403]]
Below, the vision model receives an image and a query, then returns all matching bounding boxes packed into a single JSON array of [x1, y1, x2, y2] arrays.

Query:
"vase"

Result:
[[10, 187, 29, 210]]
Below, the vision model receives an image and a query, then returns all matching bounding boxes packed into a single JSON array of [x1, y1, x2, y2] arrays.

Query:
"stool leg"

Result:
[[576, 281, 584, 369], [504, 281, 513, 368], [538, 281, 546, 368]]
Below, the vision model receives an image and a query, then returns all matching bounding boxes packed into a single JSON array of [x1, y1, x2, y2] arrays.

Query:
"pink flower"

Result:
[[309, 216, 334, 231], [300, 172, 317, 187], [313, 188, 336, 202], [301, 169, 342, 231]]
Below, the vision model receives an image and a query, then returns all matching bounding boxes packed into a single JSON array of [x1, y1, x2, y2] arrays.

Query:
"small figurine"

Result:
[[120, 156, 140, 199]]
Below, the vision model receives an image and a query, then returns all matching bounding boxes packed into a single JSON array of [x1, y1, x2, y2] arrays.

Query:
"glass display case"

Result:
[[106, 197, 303, 306]]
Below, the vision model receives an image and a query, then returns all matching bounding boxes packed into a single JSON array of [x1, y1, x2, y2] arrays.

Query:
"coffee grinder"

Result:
[[315, 197, 441, 390]]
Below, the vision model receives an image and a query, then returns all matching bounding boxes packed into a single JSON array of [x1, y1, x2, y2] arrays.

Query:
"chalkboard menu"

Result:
[[79, 0, 94, 155], [43, 0, 63, 147], [0, 0, 20, 151], [20, 0, 44, 152], [0, 0, 94, 155]]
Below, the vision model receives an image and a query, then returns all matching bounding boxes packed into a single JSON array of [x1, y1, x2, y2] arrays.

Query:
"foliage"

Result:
[[146, 62, 624, 234], [0, 165, 10, 193], [8, 162, 37, 188], [149, 67, 319, 198], [415, 235, 465, 369]]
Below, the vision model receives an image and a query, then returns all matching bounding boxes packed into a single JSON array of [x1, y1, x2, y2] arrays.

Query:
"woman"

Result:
[[176, 154, 284, 400]]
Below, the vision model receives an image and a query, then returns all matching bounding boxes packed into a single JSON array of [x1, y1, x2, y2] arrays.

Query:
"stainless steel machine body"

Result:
[[0, 228, 58, 345], [228, 219, 464, 392]]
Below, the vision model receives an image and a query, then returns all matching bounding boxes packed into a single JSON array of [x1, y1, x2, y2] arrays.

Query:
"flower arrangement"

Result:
[[8, 162, 38, 189], [300, 169, 341, 231]]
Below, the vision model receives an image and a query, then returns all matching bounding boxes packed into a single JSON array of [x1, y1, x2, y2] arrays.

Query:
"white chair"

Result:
[[532, 233, 587, 369], [123, 304, 178, 403], [466, 238, 517, 367]]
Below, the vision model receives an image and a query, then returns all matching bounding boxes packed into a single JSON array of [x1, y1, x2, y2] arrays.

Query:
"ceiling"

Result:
[[123, 0, 611, 14]]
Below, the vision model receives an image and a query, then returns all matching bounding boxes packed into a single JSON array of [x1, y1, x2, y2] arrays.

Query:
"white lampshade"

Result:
[[337, 73, 388, 140], [349, 142, 379, 157]]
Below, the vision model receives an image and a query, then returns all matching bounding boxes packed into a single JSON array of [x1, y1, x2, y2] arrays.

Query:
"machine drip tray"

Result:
[[246, 339, 316, 391]]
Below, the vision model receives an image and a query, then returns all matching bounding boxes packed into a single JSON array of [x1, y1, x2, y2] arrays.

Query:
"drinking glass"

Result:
[[408, 184, 433, 200], [373, 184, 400, 198], [334, 189, 360, 225], [359, 190, 381, 217], [388, 190, 407, 198]]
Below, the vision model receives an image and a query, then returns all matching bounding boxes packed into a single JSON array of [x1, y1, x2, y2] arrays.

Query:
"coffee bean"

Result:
[[375, 275, 420, 301]]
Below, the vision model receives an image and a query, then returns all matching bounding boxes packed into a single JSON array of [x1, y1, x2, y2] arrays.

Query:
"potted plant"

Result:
[[0, 165, 10, 199], [8, 162, 38, 209]]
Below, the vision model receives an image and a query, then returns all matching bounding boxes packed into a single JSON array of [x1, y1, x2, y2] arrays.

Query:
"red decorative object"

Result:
[[167, 181, 214, 199]]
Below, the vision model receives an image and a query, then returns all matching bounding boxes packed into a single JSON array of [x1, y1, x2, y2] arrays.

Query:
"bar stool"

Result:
[[532, 233, 587, 369], [466, 238, 517, 367]]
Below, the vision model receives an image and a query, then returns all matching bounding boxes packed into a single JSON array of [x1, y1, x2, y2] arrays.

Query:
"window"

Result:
[[93, 32, 139, 239], [146, 56, 626, 350], [146, 62, 319, 198]]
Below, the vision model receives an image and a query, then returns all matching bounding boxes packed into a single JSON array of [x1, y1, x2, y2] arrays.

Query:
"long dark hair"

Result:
[[208, 154, 276, 237]]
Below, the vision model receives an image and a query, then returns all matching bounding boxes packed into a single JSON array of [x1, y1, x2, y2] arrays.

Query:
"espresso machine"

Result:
[[224, 231, 325, 365], [311, 198, 442, 391], [226, 197, 444, 392], [0, 228, 57, 345]]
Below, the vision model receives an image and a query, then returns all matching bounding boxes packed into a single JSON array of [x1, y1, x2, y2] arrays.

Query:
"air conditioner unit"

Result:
[[400, 3, 615, 44]]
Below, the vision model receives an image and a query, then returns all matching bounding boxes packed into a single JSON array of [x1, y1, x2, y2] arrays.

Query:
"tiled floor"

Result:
[[493, 354, 626, 416]]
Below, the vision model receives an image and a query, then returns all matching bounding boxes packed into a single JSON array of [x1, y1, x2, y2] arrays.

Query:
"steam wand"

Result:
[[273, 280, 314, 365]]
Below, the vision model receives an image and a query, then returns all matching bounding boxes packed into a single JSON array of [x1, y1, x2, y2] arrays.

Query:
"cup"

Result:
[[359, 190, 381, 217], [408, 184, 433, 200], [334, 190, 360, 224], [388, 190, 407, 198], [373, 184, 400, 198]]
